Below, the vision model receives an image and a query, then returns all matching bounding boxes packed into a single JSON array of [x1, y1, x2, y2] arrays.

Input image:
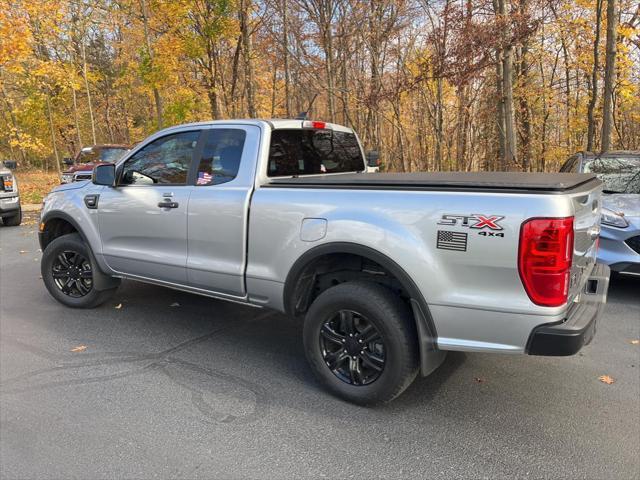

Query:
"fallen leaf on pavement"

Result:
[[598, 375, 615, 385], [631, 340, 639, 345], [71, 345, 87, 352], [114, 303, 122, 309], [170, 302, 180, 307]]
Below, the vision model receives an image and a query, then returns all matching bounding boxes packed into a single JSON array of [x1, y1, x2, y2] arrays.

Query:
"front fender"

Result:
[[40, 185, 108, 272]]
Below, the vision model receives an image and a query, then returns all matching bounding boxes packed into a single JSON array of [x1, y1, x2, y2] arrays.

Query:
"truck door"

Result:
[[186, 125, 261, 296], [97, 130, 203, 285]]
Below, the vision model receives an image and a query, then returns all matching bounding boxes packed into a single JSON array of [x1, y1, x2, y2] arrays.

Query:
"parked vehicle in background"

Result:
[[0, 160, 21, 226], [39, 119, 609, 405], [60, 144, 129, 184], [561, 151, 640, 276]]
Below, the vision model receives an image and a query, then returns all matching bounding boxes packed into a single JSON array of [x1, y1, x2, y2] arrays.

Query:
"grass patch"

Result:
[[16, 170, 60, 204]]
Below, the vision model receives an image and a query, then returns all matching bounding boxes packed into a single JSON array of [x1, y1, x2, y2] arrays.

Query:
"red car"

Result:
[[61, 144, 129, 184]]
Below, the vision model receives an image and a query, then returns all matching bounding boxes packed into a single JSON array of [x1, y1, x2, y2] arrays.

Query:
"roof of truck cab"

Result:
[[267, 172, 601, 193], [152, 119, 354, 134]]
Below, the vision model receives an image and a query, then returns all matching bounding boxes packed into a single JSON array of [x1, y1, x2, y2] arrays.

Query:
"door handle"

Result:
[[157, 200, 179, 209]]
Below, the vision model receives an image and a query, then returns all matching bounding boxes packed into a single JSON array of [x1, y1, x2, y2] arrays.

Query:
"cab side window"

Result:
[[120, 131, 200, 185], [195, 129, 246, 186]]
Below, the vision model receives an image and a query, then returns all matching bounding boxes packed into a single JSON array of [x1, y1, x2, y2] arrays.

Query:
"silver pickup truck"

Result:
[[39, 119, 610, 404], [0, 161, 21, 226]]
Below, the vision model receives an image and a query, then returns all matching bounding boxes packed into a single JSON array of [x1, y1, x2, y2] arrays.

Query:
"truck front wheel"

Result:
[[41, 233, 119, 308], [2, 206, 22, 226], [303, 281, 419, 405]]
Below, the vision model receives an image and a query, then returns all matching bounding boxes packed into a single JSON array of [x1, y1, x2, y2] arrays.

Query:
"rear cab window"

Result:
[[268, 129, 364, 177]]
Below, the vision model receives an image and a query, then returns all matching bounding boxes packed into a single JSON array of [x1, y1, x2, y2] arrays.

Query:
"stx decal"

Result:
[[438, 214, 505, 231]]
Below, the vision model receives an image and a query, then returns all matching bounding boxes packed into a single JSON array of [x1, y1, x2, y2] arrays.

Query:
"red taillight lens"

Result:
[[518, 217, 574, 307]]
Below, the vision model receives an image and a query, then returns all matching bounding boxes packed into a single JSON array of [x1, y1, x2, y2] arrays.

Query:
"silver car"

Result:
[[561, 151, 640, 276]]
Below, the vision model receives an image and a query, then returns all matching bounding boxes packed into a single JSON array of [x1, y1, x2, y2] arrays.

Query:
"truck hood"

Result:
[[602, 194, 640, 218], [51, 181, 88, 193], [0, 167, 12, 175], [63, 162, 106, 174]]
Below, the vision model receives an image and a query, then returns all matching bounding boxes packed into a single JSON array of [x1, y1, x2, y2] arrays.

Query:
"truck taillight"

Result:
[[518, 217, 574, 307]]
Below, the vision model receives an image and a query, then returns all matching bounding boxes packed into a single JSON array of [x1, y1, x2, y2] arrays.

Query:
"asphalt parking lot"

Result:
[[1, 216, 639, 479]]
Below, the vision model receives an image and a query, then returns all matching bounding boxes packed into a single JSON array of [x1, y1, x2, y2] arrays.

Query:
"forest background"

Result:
[[1, 0, 639, 178]]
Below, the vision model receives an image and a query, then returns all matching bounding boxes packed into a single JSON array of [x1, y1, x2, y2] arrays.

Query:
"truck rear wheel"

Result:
[[41, 233, 119, 308], [303, 281, 419, 405]]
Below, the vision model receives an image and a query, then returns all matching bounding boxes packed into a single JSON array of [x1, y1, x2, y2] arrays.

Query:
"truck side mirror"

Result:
[[366, 150, 380, 168], [63, 157, 74, 166], [2, 160, 17, 169], [93, 163, 115, 187]]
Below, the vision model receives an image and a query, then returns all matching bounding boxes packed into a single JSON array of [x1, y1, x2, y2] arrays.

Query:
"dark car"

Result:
[[560, 151, 640, 276], [60, 144, 129, 184]]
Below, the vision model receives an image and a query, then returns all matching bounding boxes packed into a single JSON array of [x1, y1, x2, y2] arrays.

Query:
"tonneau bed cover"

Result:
[[268, 172, 600, 193]]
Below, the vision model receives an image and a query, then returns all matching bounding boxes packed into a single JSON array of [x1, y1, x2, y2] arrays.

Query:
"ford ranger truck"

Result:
[[38, 120, 610, 405]]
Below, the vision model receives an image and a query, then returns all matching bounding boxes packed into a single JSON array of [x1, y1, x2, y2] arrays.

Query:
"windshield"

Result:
[[583, 156, 640, 194], [78, 147, 127, 164]]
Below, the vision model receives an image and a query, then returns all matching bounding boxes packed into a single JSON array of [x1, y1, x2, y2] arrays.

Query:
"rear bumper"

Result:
[[526, 263, 610, 356]]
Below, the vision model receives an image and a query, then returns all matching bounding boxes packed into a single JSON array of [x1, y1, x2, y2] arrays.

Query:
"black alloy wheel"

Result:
[[51, 250, 93, 297], [320, 309, 386, 386], [303, 281, 420, 405]]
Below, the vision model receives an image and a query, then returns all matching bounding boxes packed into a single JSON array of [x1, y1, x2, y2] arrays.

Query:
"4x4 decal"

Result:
[[438, 214, 505, 231]]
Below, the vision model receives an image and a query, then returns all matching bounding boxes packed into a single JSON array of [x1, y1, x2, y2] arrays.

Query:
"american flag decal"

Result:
[[197, 171, 213, 185], [437, 230, 467, 252]]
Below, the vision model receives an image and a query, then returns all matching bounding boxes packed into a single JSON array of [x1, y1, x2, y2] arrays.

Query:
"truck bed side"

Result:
[[246, 180, 602, 353]]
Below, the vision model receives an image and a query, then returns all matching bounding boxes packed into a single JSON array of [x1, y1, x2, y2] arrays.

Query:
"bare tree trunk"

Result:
[[501, 2, 516, 168], [270, 65, 277, 117], [140, 0, 163, 130], [71, 87, 82, 149], [46, 94, 61, 176], [230, 35, 242, 117], [587, 0, 603, 152], [240, 0, 257, 118], [321, 2, 336, 122], [495, 47, 506, 167], [81, 42, 97, 144], [601, 0, 618, 152], [435, 77, 443, 171], [281, 0, 291, 117], [456, 86, 468, 171], [493, 0, 516, 170]]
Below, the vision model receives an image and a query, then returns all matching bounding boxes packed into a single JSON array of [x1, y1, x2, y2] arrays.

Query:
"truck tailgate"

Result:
[[569, 184, 603, 301]]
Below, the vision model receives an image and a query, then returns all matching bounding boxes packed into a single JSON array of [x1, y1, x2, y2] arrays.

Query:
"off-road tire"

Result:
[[41, 233, 118, 308], [303, 281, 419, 405], [2, 207, 22, 226]]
